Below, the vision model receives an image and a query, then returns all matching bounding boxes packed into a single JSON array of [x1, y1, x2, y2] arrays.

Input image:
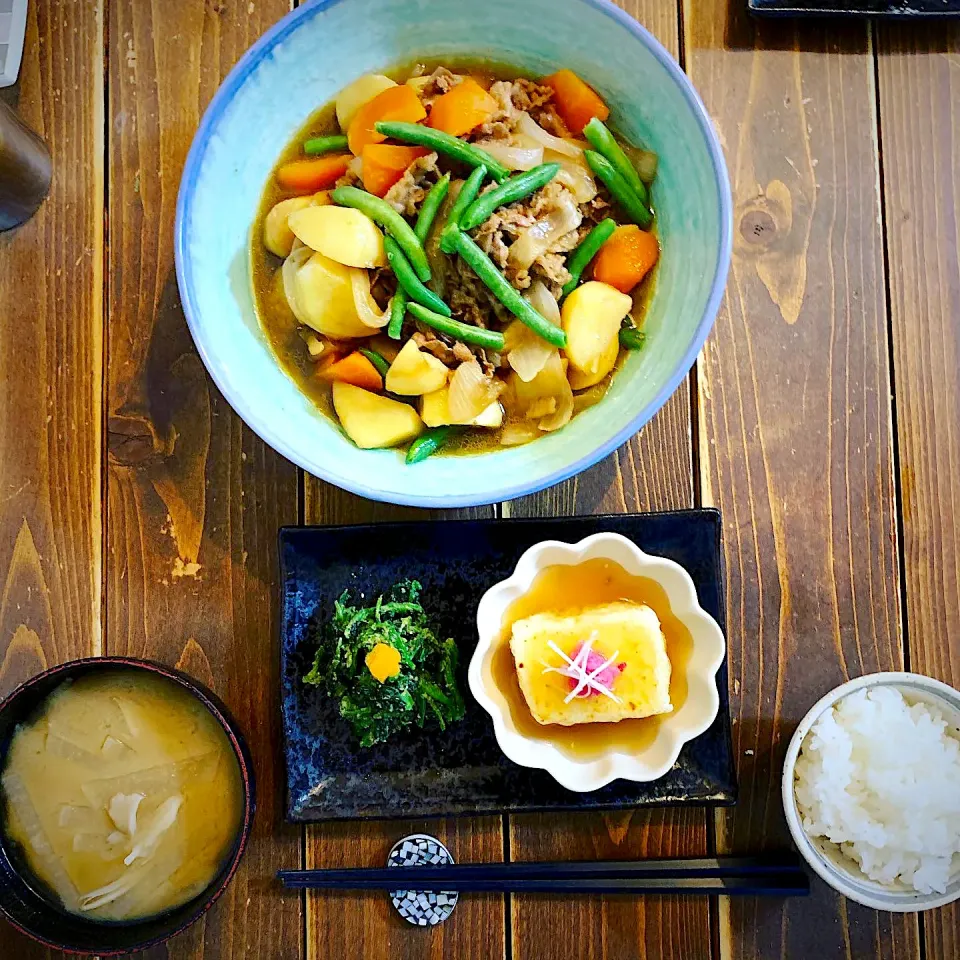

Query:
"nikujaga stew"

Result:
[[251, 60, 659, 462]]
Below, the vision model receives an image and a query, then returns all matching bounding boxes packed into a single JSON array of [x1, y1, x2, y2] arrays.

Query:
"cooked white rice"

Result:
[[794, 685, 960, 894]]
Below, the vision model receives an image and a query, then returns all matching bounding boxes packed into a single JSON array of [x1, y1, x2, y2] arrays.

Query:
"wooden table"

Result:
[[1, 1, 957, 957]]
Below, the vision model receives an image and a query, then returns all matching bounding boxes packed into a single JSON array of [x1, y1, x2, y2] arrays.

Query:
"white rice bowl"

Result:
[[794, 686, 960, 895]]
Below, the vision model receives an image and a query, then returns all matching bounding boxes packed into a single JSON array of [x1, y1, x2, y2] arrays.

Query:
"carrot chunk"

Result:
[[542, 69, 609, 135], [347, 85, 427, 156], [319, 351, 384, 392], [591, 224, 659, 294], [427, 78, 498, 137], [276, 155, 352, 193], [361, 144, 429, 197]]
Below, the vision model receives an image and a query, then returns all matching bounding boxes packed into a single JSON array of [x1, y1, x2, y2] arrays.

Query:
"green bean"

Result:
[[583, 151, 652, 229], [387, 174, 451, 339], [358, 348, 390, 377], [384, 236, 451, 317], [375, 121, 510, 182], [450, 231, 567, 348], [583, 118, 650, 207], [560, 218, 617, 299], [406, 426, 457, 465], [387, 294, 406, 340], [439, 165, 488, 254], [407, 302, 506, 351], [459, 163, 561, 231], [331, 186, 431, 283], [619, 326, 646, 350], [415, 172, 450, 240], [303, 134, 349, 156]]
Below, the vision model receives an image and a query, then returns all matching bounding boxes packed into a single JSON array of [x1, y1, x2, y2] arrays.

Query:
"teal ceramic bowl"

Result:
[[176, 0, 731, 508]]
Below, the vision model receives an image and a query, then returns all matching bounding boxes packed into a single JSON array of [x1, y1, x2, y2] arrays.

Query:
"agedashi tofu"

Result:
[[509, 602, 672, 726]]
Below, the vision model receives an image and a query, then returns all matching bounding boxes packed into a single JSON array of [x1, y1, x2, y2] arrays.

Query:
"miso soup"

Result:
[[0, 671, 244, 922]]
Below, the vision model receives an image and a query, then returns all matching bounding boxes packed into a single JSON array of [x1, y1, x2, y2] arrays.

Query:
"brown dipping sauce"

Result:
[[492, 557, 692, 758]]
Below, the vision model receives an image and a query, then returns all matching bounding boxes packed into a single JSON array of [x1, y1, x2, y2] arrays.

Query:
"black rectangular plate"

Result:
[[750, 0, 960, 16], [280, 511, 737, 822]]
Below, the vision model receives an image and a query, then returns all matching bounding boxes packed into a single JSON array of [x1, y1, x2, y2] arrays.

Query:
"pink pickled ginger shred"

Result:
[[567, 641, 624, 697]]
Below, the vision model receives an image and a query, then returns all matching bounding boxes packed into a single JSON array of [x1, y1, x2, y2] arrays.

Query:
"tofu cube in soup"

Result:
[[509, 602, 672, 726]]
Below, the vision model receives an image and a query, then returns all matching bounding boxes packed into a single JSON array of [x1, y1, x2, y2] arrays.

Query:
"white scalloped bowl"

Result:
[[469, 532, 726, 792]]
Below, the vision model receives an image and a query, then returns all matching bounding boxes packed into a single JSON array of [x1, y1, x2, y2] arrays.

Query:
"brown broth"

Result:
[[492, 558, 691, 758], [250, 59, 658, 457]]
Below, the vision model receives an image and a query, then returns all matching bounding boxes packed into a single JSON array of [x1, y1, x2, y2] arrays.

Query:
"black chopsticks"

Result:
[[278, 855, 809, 897]]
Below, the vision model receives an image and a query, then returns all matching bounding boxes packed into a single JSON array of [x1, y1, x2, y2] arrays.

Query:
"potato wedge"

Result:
[[294, 251, 374, 339], [332, 382, 423, 449], [568, 334, 618, 390], [288, 206, 386, 268], [561, 280, 632, 375], [420, 386, 503, 428], [263, 196, 314, 257], [385, 339, 450, 396], [335, 74, 398, 131]]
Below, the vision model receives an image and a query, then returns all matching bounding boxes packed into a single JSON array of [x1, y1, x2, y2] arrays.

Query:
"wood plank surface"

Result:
[[302, 484, 505, 960], [105, 2, 303, 958], [685, 5, 917, 960], [876, 22, 960, 960], [505, 4, 710, 956], [0, 0, 104, 956]]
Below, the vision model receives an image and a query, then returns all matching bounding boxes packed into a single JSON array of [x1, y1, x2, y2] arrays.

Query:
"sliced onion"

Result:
[[536, 353, 574, 432], [405, 75, 433, 96], [507, 189, 581, 271], [505, 283, 560, 381], [517, 112, 582, 158], [636, 148, 658, 184], [573, 380, 610, 414], [281, 244, 313, 325], [349, 268, 390, 329], [500, 421, 540, 446], [347, 155, 363, 179], [473, 138, 544, 171], [544, 148, 597, 203], [526, 396, 557, 419], [505, 321, 553, 382], [526, 279, 561, 326], [448, 359, 500, 423], [539, 384, 573, 431]]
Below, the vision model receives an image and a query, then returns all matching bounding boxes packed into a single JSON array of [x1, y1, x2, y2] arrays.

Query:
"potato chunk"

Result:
[[561, 281, 632, 375], [288, 206, 386, 268], [385, 339, 450, 396], [332, 382, 424, 449]]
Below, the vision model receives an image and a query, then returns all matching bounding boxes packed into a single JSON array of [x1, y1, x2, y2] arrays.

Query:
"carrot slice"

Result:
[[542, 69, 609, 135], [591, 224, 659, 294], [319, 351, 383, 392], [347, 85, 427, 156], [361, 144, 429, 197], [276, 155, 352, 193], [427, 77, 499, 138]]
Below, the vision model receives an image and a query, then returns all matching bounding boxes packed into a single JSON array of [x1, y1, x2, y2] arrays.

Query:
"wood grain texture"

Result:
[[685, 4, 916, 959], [105, 2, 302, 958], [0, 0, 104, 956], [302, 482, 504, 960], [876, 22, 960, 960], [506, 4, 709, 956]]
